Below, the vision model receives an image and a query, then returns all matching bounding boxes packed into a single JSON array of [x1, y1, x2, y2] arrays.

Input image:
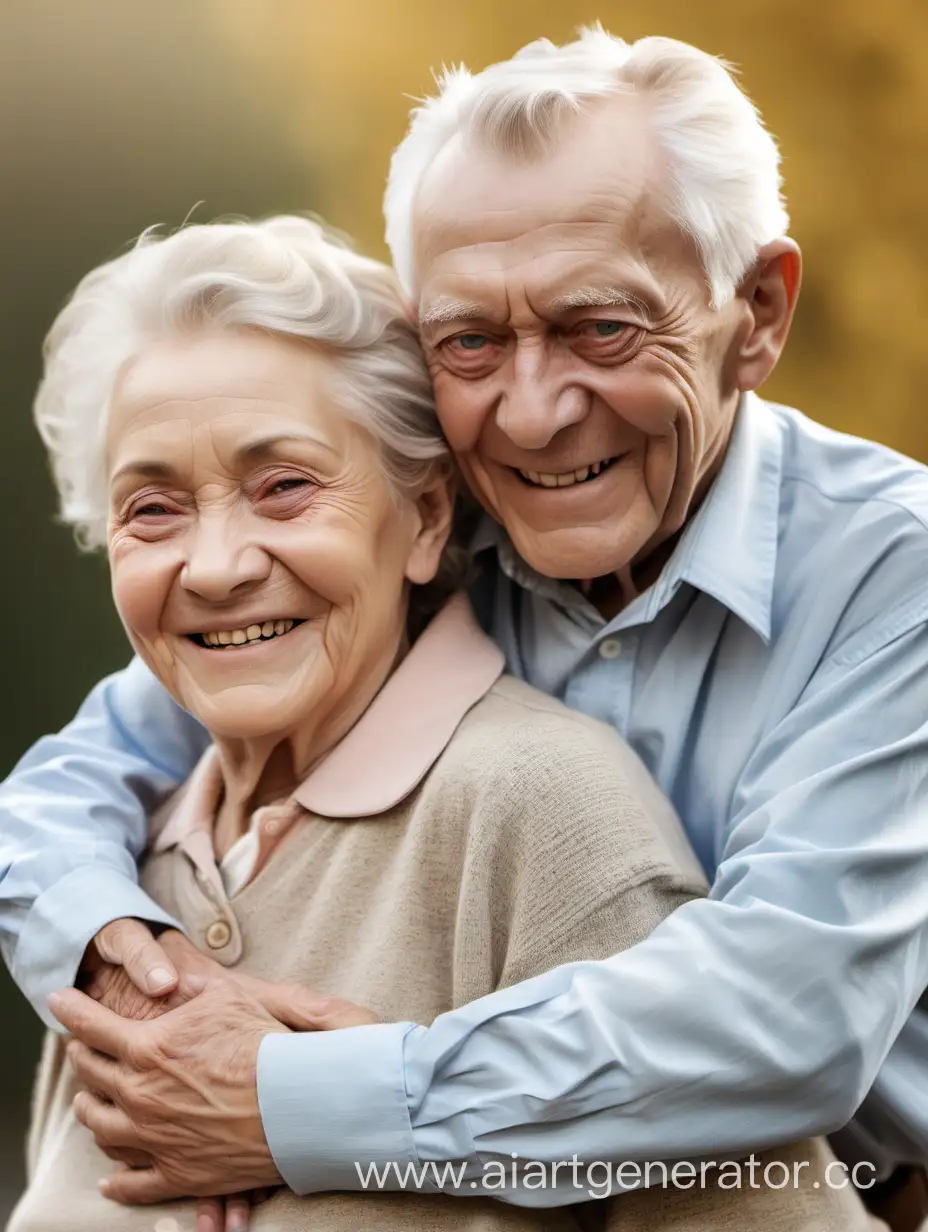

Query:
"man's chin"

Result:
[[504, 523, 639, 583]]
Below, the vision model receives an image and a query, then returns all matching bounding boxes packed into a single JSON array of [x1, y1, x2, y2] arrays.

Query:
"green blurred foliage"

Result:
[[0, 0, 924, 1220]]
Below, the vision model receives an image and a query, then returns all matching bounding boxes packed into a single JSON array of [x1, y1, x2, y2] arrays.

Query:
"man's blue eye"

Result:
[[456, 333, 489, 350], [593, 321, 624, 337]]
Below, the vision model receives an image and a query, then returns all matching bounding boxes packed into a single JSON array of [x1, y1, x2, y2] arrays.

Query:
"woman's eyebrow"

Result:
[[232, 432, 341, 466], [109, 460, 175, 489]]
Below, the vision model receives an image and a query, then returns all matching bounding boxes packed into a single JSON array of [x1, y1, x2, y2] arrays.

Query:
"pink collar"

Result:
[[152, 591, 504, 851]]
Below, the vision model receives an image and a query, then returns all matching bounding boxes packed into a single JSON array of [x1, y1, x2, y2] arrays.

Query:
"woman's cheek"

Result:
[[108, 539, 173, 641]]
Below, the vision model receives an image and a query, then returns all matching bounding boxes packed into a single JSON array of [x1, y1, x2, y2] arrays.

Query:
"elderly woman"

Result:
[[10, 217, 880, 1232]]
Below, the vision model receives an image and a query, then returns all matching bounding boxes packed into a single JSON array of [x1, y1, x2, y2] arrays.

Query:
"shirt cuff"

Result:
[[257, 1021, 421, 1195], [12, 865, 182, 1029]]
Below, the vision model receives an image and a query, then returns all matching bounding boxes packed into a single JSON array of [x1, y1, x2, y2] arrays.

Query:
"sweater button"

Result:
[[205, 919, 232, 949]]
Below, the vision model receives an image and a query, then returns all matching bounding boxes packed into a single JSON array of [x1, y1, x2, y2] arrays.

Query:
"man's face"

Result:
[[413, 96, 755, 581]]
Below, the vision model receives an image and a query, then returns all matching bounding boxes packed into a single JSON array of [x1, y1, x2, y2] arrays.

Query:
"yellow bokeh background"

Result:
[[0, 3, 925, 1218], [206, 0, 928, 459]]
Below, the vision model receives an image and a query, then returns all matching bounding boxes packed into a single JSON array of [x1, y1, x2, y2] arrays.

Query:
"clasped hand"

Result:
[[50, 922, 378, 1232]]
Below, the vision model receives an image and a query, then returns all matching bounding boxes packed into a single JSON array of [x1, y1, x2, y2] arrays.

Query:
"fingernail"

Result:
[[146, 966, 174, 994], [98, 1178, 111, 1197], [46, 992, 63, 1012]]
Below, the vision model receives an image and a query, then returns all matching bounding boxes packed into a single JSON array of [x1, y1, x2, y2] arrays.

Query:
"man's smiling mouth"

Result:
[[516, 454, 623, 489], [189, 619, 306, 649]]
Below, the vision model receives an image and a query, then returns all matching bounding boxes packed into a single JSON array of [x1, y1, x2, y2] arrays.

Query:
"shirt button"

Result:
[[205, 919, 232, 949], [599, 637, 622, 660]]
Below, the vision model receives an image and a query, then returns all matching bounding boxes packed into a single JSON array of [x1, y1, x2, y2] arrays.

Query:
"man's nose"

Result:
[[496, 350, 590, 450], [181, 518, 272, 602]]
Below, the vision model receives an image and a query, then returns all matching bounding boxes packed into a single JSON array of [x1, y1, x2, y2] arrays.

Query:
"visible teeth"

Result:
[[518, 458, 616, 489], [198, 620, 300, 648]]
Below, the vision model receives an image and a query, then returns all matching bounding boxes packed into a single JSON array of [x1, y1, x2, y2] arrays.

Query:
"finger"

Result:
[[224, 1194, 252, 1231], [67, 1040, 121, 1101], [196, 1197, 226, 1232], [94, 919, 178, 996], [100, 1165, 178, 1205], [245, 978, 379, 1031], [47, 988, 146, 1059], [98, 1143, 151, 1168], [73, 1091, 141, 1150]]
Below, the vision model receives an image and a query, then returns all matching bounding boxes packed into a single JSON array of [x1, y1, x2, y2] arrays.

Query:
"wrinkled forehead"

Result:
[[105, 330, 352, 474], [411, 99, 700, 313]]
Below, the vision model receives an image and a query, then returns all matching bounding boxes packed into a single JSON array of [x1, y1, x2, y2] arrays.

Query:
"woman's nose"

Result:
[[181, 522, 272, 601]]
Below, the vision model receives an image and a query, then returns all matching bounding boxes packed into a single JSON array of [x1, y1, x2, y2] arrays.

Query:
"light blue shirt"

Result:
[[2, 394, 928, 1204]]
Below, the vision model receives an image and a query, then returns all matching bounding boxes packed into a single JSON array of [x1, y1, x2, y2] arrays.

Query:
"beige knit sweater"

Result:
[[11, 676, 881, 1232]]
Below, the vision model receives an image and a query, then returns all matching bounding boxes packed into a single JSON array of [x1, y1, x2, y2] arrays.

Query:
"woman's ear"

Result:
[[735, 238, 802, 392], [405, 467, 455, 586]]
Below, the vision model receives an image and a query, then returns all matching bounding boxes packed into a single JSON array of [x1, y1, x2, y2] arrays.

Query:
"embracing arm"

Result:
[[0, 655, 208, 1024], [254, 606, 928, 1203]]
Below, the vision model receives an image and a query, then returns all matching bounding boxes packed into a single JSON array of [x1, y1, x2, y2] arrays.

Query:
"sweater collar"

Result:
[[153, 591, 504, 851]]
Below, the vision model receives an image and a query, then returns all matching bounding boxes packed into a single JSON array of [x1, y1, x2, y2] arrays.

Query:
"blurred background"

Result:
[[1, 0, 925, 1219]]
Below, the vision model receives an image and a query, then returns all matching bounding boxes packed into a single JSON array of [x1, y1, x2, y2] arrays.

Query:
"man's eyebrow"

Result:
[[546, 286, 654, 315], [418, 297, 493, 330]]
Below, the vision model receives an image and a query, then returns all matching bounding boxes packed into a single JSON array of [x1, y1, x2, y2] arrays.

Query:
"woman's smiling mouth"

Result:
[[516, 454, 624, 488], [189, 619, 306, 650]]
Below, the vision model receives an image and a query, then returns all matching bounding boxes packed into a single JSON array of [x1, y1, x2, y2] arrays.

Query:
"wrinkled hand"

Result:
[[50, 973, 380, 1207], [83, 928, 216, 1022], [82, 917, 183, 999]]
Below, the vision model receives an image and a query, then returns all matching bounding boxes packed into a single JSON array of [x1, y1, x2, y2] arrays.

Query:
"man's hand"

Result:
[[51, 976, 285, 1202], [49, 974, 380, 1205]]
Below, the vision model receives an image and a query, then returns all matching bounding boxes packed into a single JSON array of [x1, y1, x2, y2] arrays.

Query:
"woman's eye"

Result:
[[133, 502, 172, 517], [266, 477, 309, 496]]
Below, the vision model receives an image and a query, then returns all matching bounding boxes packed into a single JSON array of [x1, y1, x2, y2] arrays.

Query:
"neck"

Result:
[[578, 409, 736, 621]]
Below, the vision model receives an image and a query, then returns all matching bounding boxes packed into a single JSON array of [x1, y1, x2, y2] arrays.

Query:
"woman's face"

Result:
[[106, 328, 450, 746]]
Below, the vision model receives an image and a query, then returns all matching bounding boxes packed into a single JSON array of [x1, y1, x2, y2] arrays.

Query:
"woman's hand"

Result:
[[196, 1189, 277, 1232], [82, 917, 183, 999]]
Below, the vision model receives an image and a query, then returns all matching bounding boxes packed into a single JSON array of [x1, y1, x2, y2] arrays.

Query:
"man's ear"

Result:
[[405, 467, 455, 586], [735, 238, 802, 391]]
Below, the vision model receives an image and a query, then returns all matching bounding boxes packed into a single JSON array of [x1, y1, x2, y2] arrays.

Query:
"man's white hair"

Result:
[[385, 26, 790, 307], [35, 216, 449, 551]]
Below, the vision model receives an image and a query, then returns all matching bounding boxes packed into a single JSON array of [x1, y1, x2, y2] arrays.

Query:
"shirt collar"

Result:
[[472, 393, 783, 642], [152, 591, 504, 852]]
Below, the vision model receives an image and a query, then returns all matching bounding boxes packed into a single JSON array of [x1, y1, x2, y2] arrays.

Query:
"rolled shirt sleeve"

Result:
[[0, 656, 207, 1025], [252, 611, 928, 1203]]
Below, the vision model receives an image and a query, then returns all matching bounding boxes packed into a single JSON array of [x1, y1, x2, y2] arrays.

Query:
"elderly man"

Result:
[[3, 25, 928, 1232]]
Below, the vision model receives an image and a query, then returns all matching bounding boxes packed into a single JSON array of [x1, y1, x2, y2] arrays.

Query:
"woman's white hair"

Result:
[[385, 26, 790, 307], [35, 215, 451, 551]]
